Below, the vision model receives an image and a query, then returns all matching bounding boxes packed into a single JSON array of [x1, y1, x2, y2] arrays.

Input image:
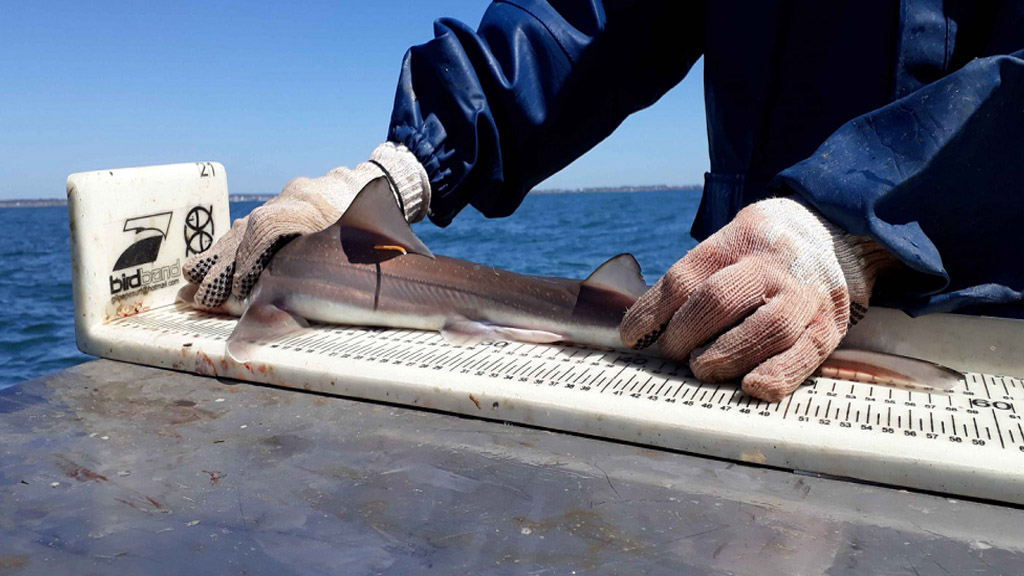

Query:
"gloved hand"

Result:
[[620, 198, 893, 402], [183, 143, 430, 309]]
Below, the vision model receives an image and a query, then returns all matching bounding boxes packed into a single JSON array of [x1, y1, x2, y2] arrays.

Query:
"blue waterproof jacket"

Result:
[[387, 0, 1024, 316]]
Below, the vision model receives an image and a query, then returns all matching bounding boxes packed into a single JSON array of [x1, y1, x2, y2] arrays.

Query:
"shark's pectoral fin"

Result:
[[582, 254, 648, 301], [226, 302, 309, 363], [440, 320, 563, 346], [337, 177, 434, 264], [177, 283, 198, 306]]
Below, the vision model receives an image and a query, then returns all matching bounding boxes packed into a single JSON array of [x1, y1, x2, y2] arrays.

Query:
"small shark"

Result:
[[192, 177, 961, 392], [224, 178, 648, 362]]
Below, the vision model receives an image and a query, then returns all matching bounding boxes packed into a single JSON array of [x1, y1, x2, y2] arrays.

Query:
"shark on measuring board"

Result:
[[181, 177, 962, 394]]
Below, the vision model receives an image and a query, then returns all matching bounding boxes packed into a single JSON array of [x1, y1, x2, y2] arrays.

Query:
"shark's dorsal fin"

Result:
[[338, 177, 434, 264], [582, 254, 647, 300]]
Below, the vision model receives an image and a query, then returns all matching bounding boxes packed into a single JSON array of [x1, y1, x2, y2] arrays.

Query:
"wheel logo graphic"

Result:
[[184, 206, 214, 256]]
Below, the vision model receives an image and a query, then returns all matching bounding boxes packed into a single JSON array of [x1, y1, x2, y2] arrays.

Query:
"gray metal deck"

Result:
[[1, 360, 1022, 575]]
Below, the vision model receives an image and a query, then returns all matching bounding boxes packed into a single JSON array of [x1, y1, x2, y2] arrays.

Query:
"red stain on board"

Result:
[[202, 470, 225, 486], [57, 456, 109, 483], [194, 350, 217, 376]]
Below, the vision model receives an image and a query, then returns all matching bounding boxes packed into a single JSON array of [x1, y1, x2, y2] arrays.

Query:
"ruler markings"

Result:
[[476, 356, 498, 371], [484, 356, 505, 372], [532, 362, 553, 381], [392, 347, 418, 362], [343, 338, 376, 357], [366, 342, 397, 360], [429, 349, 455, 366], [331, 332, 369, 355], [993, 410, 1006, 448], [497, 359, 518, 374], [450, 347, 486, 370], [579, 370, 599, 387]]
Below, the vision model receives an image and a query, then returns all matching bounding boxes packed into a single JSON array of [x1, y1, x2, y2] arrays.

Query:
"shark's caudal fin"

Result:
[[582, 254, 648, 301], [226, 301, 309, 363], [336, 177, 434, 264]]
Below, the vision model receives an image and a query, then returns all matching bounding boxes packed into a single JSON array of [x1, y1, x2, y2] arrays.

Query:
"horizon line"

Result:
[[0, 184, 704, 207]]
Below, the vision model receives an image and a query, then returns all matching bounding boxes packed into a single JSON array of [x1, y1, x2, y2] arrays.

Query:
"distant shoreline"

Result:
[[0, 184, 701, 208], [0, 199, 69, 208]]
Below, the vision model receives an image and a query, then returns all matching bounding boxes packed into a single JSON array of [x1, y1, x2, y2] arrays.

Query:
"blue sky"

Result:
[[1, 1, 708, 200]]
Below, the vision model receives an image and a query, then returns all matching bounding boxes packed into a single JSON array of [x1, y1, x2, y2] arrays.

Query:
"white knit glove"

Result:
[[620, 198, 893, 402], [183, 143, 430, 308]]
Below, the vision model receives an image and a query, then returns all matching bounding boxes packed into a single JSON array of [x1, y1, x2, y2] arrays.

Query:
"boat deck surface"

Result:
[[1, 360, 1021, 575]]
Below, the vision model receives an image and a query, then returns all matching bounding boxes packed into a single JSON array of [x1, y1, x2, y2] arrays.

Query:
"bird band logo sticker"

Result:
[[184, 205, 214, 256], [109, 211, 181, 301]]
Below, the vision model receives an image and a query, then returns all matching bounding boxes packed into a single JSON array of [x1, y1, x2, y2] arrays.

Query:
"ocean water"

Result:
[[0, 190, 700, 389]]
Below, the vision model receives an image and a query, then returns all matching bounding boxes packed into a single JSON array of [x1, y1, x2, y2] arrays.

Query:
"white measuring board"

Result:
[[91, 303, 1024, 506], [68, 163, 1024, 506]]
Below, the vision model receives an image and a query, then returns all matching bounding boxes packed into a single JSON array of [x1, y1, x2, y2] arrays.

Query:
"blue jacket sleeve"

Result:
[[773, 10, 1024, 316], [388, 0, 704, 226]]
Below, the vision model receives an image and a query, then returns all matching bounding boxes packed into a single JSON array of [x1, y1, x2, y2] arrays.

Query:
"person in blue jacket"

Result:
[[184, 1, 1024, 402]]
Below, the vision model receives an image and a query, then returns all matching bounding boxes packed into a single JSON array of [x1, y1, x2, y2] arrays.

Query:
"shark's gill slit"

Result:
[[373, 262, 382, 312]]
